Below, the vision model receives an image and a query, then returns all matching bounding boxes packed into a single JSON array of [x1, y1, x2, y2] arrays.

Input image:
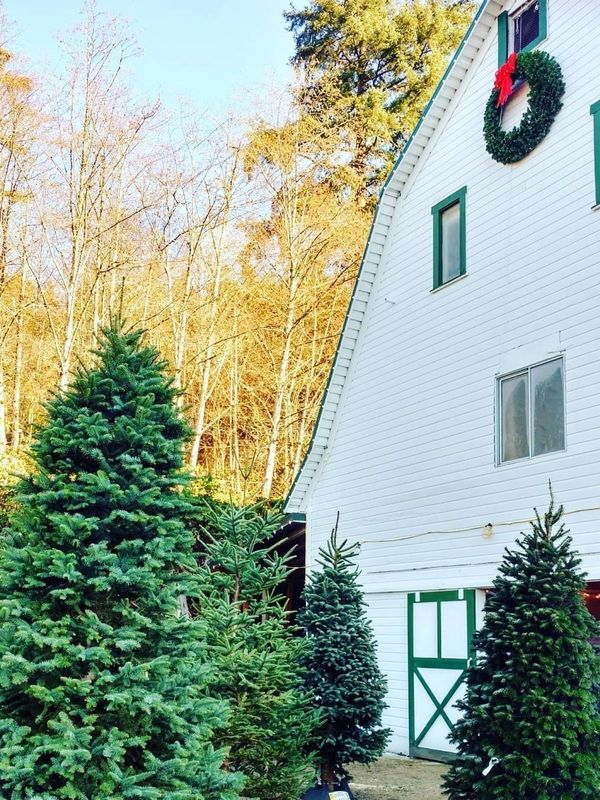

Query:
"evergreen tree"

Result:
[[193, 502, 319, 800], [444, 495, 600, 800], [285, 0, 475, 199], [0, 325, 240, 799], [299, 522, 390, 787]]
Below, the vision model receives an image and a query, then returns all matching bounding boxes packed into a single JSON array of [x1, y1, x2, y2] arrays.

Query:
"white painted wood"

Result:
[[288, 0, 600, 755], [365, 592, 408, 754]]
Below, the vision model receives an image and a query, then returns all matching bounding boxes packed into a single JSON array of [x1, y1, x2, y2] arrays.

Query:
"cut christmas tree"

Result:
[[192, 501, 318, 800], [0, 324, 239, 799], [444, 493, 600, 800], [299, 520, 390, 791]]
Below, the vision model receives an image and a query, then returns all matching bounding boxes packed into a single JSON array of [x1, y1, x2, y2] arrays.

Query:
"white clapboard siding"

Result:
[[290, 0, 600, 754], [364, 592, 409, 755]]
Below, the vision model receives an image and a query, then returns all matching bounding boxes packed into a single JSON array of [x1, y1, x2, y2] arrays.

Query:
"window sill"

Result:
[[495, 447, 567, 468], [431, 273, 467, 294], [592, 203, 600, 211]]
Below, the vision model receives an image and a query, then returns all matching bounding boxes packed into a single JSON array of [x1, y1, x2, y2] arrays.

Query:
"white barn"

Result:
[[284, 0, 600, 761]]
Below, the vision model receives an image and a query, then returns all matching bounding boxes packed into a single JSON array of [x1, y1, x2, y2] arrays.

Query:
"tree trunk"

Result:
[[189, 255, 224, 468], [321, 757, 336, 790], [11, 264, 26, 452], [262, 292, 295, 498], [172, 257, 193, 407], [59, 291, 77, 392], [0, 355, 7, 456]]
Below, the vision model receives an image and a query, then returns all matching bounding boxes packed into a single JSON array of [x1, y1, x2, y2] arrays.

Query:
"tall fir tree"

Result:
[[0, 325, 240, 799], [285, 0, 475, 199], [192, 502, 318, 800], [299, 522, 390, 788], [444, 495, 600, 800]]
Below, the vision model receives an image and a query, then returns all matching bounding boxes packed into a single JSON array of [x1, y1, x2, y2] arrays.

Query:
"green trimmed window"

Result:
[[497, 356, 565, 464], [591, 100, 600, 206], [432, 187, 466, 289], [498, 0, 547, 66]]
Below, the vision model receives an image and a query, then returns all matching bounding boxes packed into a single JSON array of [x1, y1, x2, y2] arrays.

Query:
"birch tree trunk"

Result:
[[11, 260, 27, 452], [0, 356, 7, 456], [262, 283, 296, 498], [189, 254, 224, 468], [188, 133, 242, 469]]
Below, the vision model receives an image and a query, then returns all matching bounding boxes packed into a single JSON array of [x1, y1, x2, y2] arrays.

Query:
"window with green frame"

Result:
[[431, 187, 467, 290], [498, 0, 548, 66], [591, 100, 600, 206]]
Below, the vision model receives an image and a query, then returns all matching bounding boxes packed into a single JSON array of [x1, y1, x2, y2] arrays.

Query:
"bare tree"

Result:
[[32, 6, 157, 390], [243, 111, 366, 497]]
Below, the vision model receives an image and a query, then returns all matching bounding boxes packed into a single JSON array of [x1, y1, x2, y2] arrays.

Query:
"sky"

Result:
[[2, 0, 296, 114]]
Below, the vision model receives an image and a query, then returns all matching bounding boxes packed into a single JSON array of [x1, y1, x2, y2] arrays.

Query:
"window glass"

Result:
[[441, 202, 461, 284], [532, 359, 565, 456], [501, 372, 529, 462], [499, 357, 566, 464], [512, 1, 540, 52]]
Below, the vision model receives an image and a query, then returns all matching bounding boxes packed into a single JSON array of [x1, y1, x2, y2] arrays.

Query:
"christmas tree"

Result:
[[0, 324, 239, 799], [444, 494, 600, 800], [193, 502, 318, 800], [299, 521, 390, 788]]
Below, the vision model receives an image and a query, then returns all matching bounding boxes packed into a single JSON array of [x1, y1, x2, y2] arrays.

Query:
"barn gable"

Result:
[[285, 0, 503, 515]]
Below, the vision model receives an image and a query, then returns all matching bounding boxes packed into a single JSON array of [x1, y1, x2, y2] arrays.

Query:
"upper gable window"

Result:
[[498, 1, 547, 66], [431, 187, 467, 290], [511, 1, 540, 52]]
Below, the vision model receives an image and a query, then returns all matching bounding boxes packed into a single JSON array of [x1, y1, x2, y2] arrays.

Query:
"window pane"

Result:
[[532, 359, 565, 456], [441, 202, 461, 283], [514, 2, 539, 51], [501, 373, 529, 462]]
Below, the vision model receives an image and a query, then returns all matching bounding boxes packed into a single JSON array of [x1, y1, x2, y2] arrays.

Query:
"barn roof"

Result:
[[285, 0, 504, 514]]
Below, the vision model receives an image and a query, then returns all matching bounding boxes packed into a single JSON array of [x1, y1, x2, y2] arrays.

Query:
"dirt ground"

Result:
[[349, 756, 447, 800]]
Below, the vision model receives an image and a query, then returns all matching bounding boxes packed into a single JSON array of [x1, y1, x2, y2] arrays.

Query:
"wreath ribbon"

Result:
[[494, 52, 518, 107]]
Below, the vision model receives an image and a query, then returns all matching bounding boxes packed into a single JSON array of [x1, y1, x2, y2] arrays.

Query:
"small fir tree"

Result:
[[444, 494, 600, 800], [193, 502, 319, 800], [0, 325, 239, 799], [299, 521, 390, 788]]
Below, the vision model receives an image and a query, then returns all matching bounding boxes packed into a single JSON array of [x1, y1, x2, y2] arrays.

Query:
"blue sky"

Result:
[[3, 0, 296, 113]]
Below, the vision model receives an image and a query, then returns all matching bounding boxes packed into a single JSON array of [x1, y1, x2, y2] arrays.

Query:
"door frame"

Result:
[[407, 589, 476, 761]]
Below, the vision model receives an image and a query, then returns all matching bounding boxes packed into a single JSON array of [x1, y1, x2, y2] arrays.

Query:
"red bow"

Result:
[[494, 52, 518, 107]]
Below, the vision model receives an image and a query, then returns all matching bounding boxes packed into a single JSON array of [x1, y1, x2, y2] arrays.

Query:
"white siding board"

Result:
[[364, 592, 409, 754]]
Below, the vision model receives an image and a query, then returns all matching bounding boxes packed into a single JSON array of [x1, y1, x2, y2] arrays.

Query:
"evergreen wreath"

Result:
[[484, 50, 565, 164]]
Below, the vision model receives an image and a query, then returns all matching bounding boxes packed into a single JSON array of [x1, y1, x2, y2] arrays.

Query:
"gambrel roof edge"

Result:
[[284, 0, 501, 514]]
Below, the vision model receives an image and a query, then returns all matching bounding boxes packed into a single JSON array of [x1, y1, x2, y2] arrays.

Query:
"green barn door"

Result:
[[408, 589, 476, 761]]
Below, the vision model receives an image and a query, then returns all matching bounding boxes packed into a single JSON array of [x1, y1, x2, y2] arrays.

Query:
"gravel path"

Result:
[[349, 756, 447, 800]]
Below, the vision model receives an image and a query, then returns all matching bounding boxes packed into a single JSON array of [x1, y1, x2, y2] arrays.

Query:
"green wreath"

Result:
[[484, 50, 565, 164]]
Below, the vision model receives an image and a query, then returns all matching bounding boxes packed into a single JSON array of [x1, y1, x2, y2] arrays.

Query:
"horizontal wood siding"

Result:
[[365, 592, 409, 754], [303, 0, 600, 753]]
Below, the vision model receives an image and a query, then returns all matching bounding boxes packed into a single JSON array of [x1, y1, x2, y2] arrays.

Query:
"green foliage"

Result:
[[444, 495, 600, 800], [0, 485, 14, 535], [484, 50, 565, 164], [285, 0, 475, 199], [192, 502, 318, 800], [299, 521, 390, 784], [0, 453, 26, 534], [0, 324, 240, 799]]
